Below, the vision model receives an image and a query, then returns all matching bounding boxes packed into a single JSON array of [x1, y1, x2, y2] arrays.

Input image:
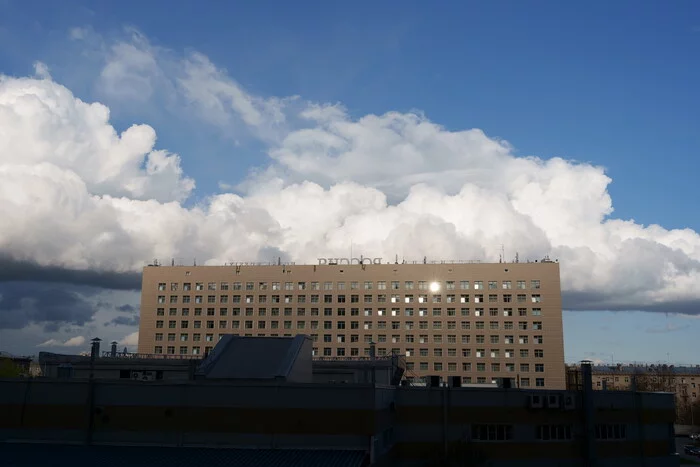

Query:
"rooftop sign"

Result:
[[318, 257, 382, 265]]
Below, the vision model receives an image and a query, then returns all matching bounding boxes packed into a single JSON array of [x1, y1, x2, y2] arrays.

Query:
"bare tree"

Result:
[[632, 364, 675, 393]]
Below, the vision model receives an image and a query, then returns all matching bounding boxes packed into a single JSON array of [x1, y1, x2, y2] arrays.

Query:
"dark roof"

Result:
[[196, 335, 309, 380], [0, 443, 367, 467]]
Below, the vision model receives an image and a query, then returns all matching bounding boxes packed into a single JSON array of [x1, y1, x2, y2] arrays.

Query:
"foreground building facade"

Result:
[[139, 259, 566, 389], [0, 367, 679, 466]]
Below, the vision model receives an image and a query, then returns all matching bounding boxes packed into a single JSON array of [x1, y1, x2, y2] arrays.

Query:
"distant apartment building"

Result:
[[567, 363, 700, 423], [138, 259, 566, 389]]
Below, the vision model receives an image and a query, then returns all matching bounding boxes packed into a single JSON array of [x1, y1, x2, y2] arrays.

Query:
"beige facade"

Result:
[[139, 261, 566, 389]]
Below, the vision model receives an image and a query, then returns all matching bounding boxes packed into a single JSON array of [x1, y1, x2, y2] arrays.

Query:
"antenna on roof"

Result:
[[423, 256, 427, 264], [171, 258, 175, 266], [515, 252, 519, 264], [193, 258, 197, 266], [395, 254, 399, 265]]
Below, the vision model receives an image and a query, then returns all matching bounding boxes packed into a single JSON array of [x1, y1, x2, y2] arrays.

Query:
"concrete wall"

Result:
[[0, 378, 380, 450], [0, 379, 678, 466]]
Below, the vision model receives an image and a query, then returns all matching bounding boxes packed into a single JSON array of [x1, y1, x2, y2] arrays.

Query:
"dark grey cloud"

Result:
[[116, 304, 138, 313], [0, 255, 141, 290], [0, 282, 97, 329], [563, 291, 700, 315], [104, 315, 140, 327]]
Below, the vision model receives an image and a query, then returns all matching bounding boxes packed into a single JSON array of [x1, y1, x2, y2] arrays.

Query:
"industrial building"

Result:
[[38, 337, 406, 386], [0, 336, 680, 466], [138, 259, 566, 389]]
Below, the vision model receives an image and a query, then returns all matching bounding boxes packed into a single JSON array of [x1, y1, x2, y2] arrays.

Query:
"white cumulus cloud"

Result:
[[120, 331, 139, 347], [37, 336, 86, 347], [0, 32, 699, 317]]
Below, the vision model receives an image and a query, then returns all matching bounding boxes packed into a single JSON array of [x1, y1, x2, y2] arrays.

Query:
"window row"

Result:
[[408, 377, 544, 387], [154, 319, 542, 338], [156, 293, 543, 305], [156, 307, 543, 318], [158, 280, 542, 292]]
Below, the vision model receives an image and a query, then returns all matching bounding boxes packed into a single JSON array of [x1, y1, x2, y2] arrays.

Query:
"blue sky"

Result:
[[0, 0, 699, 362]]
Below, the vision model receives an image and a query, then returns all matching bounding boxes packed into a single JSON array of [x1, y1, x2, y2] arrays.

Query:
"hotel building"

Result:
[[138, 259, 566, 389]]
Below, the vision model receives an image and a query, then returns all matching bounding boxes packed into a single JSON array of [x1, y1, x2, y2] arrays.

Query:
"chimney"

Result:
[[580, 360, 596, 465], [90, 338, 102, 360], [110, 341, 118, 357]]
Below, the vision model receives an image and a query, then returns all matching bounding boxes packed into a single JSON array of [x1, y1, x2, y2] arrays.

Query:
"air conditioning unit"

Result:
[[547, 394, 561, 408], [131, 370, 155, 381], [562, 394, 575, 410], [528, 394, 544, 408]]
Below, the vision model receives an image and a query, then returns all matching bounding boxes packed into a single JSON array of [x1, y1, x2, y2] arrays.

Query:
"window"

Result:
[[535, 349, 544, 358], [533, 321, 543, 330], [459, 281, 469, 290], [488, 281, 497, 290], [471, 424, 513, 441], [364, 281, 373, 290], [535, 364, 545, 372], [536, 425, 573, 441], [531, 280, 540, 289], [595, 424, 626, 440], [535, 378, 545, 387], [433, 362, 443, 371], [532, 294, 541, 303], [520, 364, 530, 372]]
